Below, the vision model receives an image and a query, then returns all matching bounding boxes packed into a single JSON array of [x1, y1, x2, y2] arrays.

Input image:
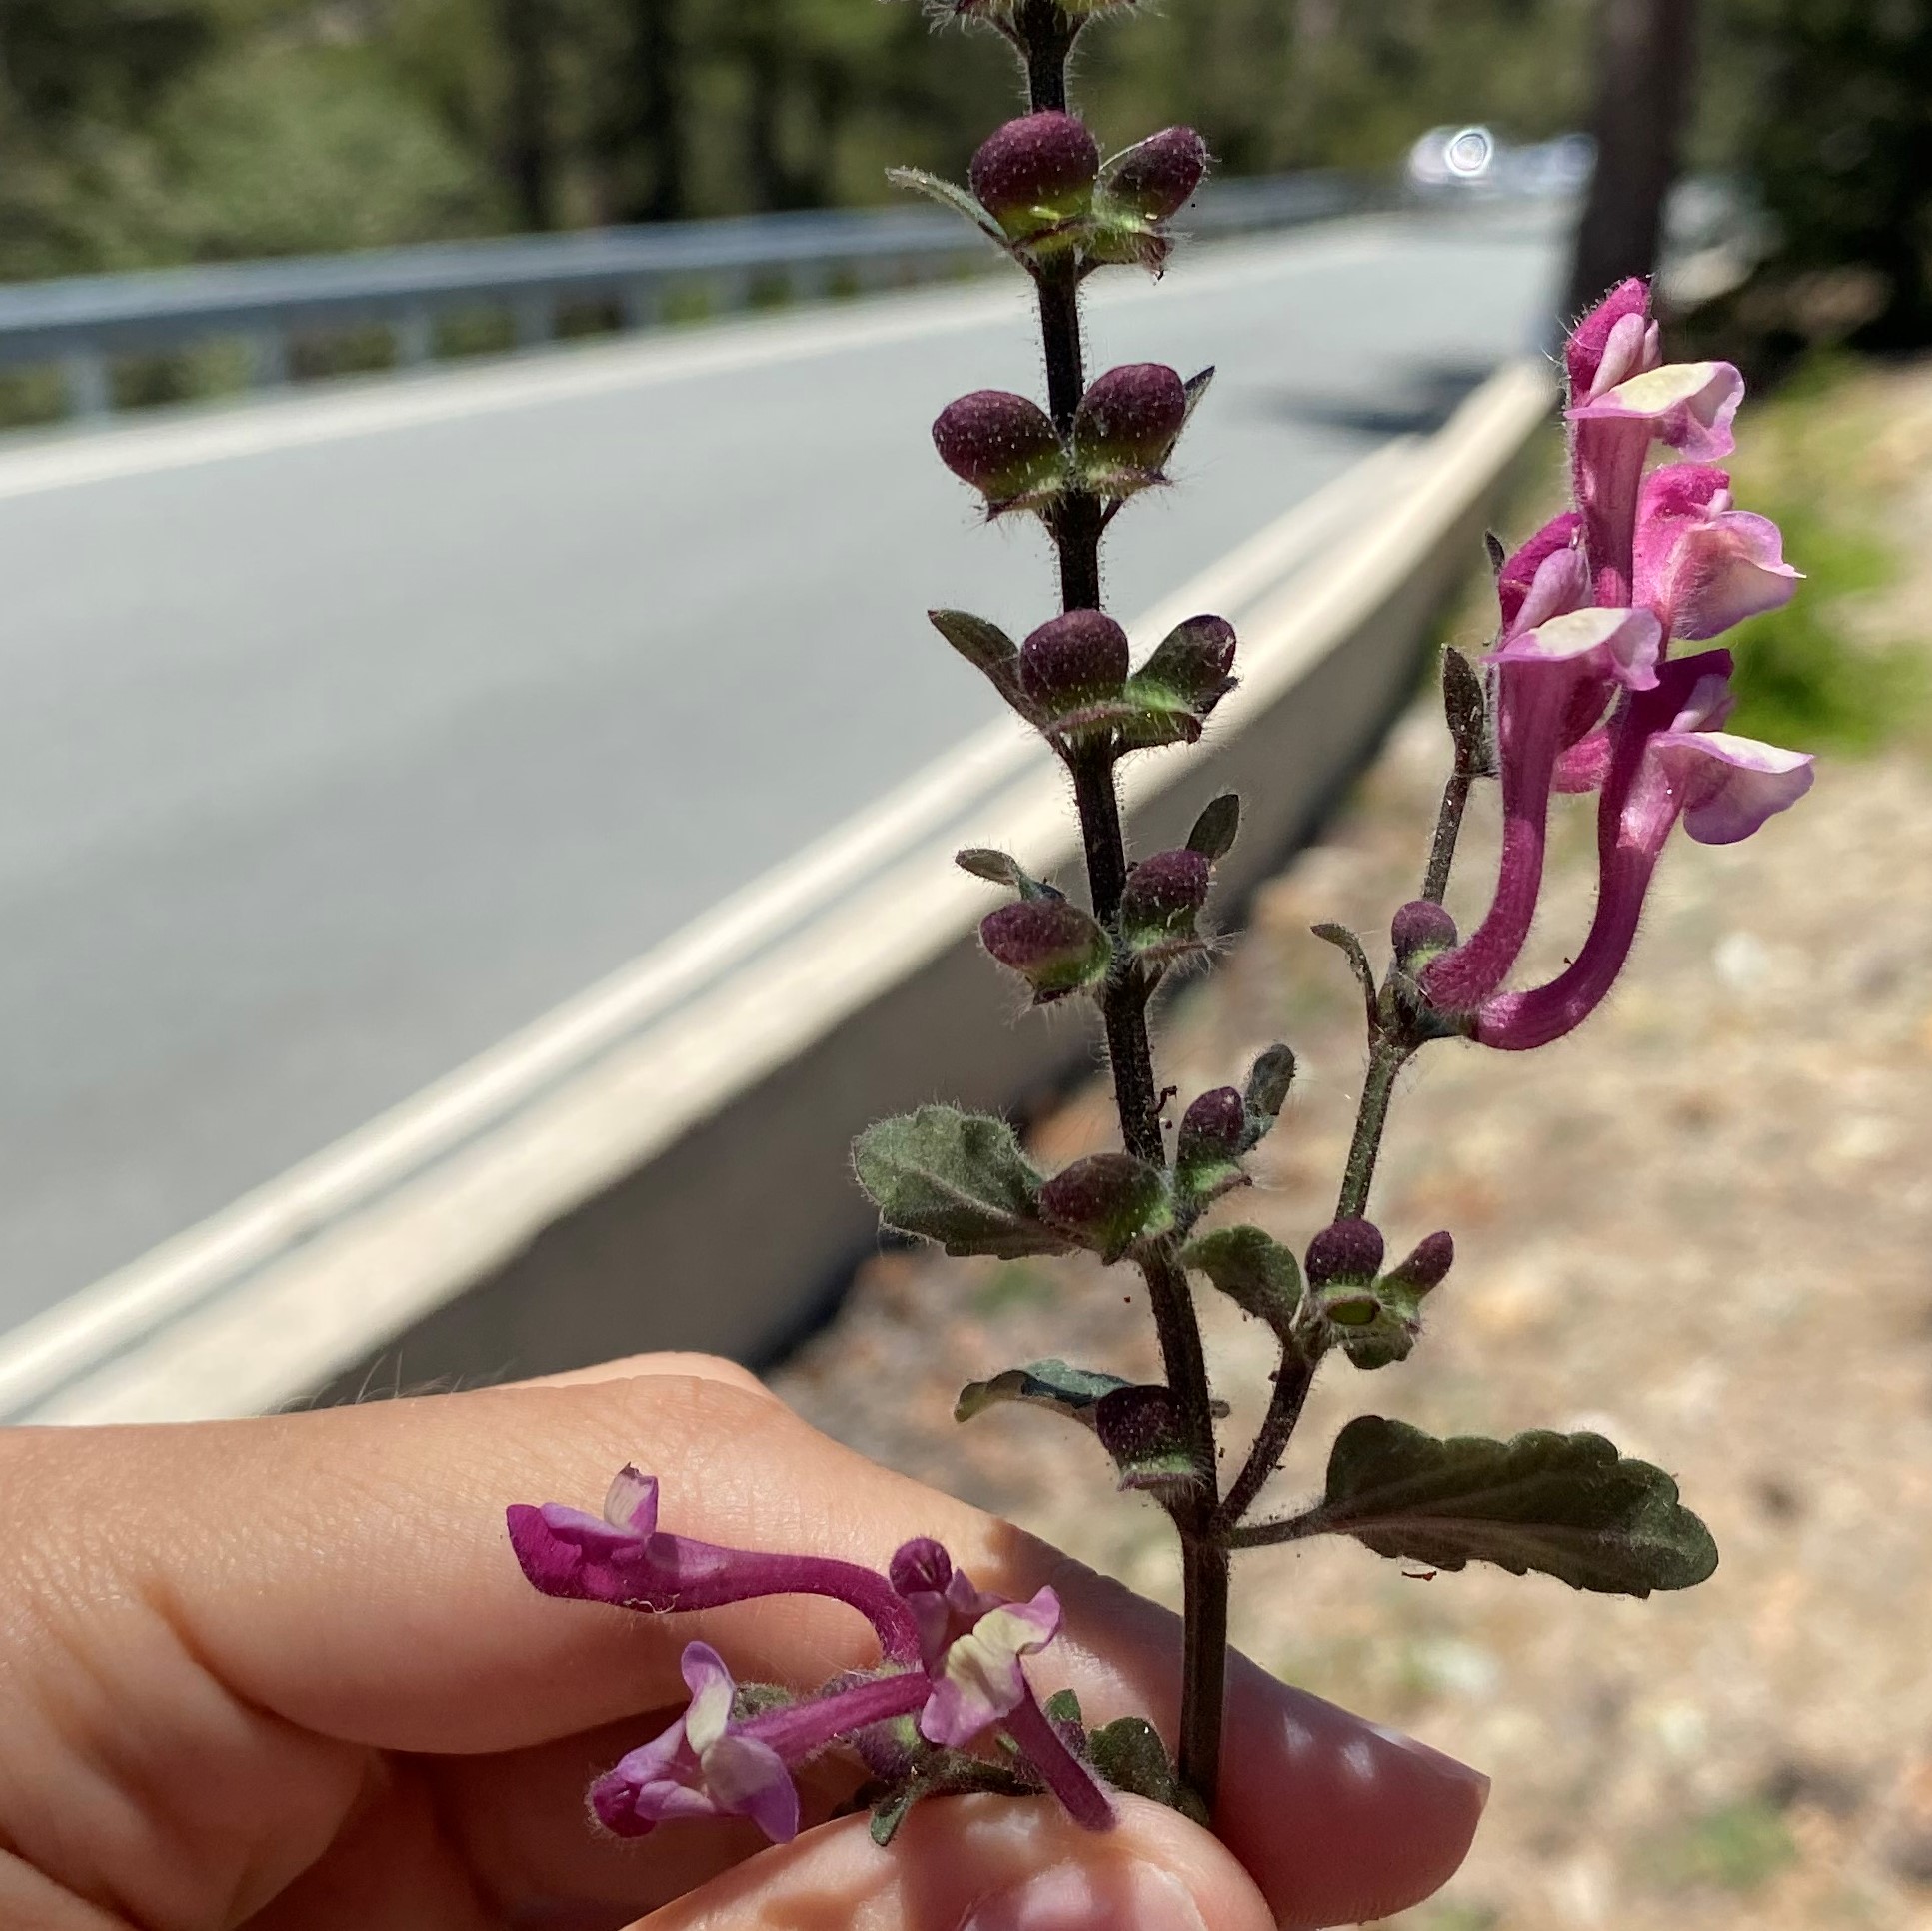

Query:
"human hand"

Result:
[[0, 1354, 1486, 1928]]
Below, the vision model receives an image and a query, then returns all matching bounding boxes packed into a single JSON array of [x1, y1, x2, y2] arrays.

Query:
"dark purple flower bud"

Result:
[[933, 391, 1064, 510], [1039, 1152, 1172, 1260], [1386, 1229, 1454, 1296], [1098, 126, 1209, 222], [1118, 848, 1211, 952], [1177, 1086, 1244, 1165], [1391, 899, 1458, 966], [1073, 363, 1188, 484], [1306, 1217, 1385, 1289], [969, 112, 1101, 239], [979, 899, 1109, 1000], [1019, 610, 1131, 714], [1093, 1383, 1200, 1493], [889, 1537, 953, 1598]]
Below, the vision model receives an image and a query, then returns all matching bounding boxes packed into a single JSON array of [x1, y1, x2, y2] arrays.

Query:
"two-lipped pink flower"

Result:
[[1423, 279, 1810, 1047], [1475, 652, 1813, 1051], [510, 1470, 1109, 1843]]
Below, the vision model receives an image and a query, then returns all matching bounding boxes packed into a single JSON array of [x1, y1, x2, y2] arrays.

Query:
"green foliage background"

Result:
[[2, 0, 1924, 361], [1, 0, 1608, 281]]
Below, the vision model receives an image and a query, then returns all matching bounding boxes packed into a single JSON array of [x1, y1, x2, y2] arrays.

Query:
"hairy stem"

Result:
[[1420, 769, 1473, 905], [1336, 1035, 1410, 1222], [1217, 1350, 1317, 1529], [1019, 23, 1225, 1814]]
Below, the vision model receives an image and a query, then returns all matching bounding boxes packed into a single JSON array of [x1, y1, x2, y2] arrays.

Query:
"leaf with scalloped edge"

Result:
[[856, 1108, 1070, 1259], [1263, 1417, 1718, 1597]]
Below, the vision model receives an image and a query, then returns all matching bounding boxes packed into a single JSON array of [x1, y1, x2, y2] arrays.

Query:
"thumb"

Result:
[[630, 1793, 1275, 1931]]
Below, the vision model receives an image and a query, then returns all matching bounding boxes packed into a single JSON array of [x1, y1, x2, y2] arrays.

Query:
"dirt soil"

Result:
[[773, 365, 1932, 1930]]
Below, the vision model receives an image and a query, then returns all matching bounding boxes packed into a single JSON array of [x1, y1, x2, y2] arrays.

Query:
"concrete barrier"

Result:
[[0, 357, 1554, 1424]]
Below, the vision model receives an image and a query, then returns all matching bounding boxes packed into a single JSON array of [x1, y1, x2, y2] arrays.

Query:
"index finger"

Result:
[[7, 1362, 1486, 1926]]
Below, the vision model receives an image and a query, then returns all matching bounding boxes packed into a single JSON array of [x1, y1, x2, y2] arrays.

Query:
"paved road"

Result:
[[0, 207, 1562, 1330]]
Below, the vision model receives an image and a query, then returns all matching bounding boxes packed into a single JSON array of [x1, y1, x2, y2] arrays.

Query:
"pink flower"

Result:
[[1474, 653, 1812, 1051], [507, 1466, 921, 1663], [1424, 606, 1661, 1012], [1562, 279, 1744, 606], [510, 1478, 1114, 1836], [1632, 465, 1800, 642], [1570, 359, 1744, 465], [591, 1641, 935, 1843], [888, 1539, 1109, 1827]]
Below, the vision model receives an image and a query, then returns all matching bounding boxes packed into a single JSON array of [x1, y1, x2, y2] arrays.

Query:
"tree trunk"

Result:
[[1565, 0, 1700, 318], [499, 0, 558, 232], [636, 0, 686, 222]]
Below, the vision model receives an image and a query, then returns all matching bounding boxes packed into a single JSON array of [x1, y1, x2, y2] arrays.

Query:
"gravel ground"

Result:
[[773, 363, 1932, 1930]]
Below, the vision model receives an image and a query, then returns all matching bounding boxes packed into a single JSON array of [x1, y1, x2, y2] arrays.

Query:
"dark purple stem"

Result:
[[1018, 27, 1226, 1815]]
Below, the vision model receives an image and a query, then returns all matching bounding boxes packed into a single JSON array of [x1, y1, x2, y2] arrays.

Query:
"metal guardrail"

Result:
[[0, 360, 1553, 1424], [0, 172, 1364, 419]]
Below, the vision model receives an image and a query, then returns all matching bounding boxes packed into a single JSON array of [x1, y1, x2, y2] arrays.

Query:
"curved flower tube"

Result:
[[592, 1640, 932, 1842], [1423, 605, 1661, 1012], [1474, 653, 1813, 1051], [507, 1467, 922, 1664]]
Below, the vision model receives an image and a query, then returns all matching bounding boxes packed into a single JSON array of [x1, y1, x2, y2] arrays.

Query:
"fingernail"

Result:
[[1367, 1718, 1492, 1811], [963, 1859, 1208, 1931]]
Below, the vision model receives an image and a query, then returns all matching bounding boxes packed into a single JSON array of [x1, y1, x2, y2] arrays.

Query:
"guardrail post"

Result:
[[61, 349, 113, 419], [246, 331, 290, 389], [511, 292, 553, 349], [620, 278, 663, 332], [394, 306, 437, 368]]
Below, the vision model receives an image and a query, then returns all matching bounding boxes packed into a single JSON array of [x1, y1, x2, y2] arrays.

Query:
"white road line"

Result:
[[0, 432, 1420, 1418], [0, 226, 1401, 503]]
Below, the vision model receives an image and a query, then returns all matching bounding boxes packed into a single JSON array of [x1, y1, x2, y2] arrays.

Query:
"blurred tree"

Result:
[[1566, 0, 1700, 315], [496, 0, 560, 229], [1716, 0, 1932, 350]]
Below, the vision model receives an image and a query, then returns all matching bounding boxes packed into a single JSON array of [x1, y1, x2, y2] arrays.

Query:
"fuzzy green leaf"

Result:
[[955, 1358, 1133, 1428], [1087, 1716, 1204, 1822], [956, 848, 1062, 901], [887, 167, 1015, 252], [855, 1107, 1069, 1259], [1278, 1417, 1719, 1597], [1185, 792, 1241, 862], [1180, 1224, 1303, 1338]]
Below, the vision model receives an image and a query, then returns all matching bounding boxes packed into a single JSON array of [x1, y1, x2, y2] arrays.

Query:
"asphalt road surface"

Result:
[[0, 206, 1562, 1333]]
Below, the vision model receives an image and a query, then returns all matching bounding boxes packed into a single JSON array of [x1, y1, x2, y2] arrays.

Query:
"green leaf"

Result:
[[1181, 366, 1216, 426], [956, 1358, 1133, 1428], [870, 1785, 923, 1847], [887, 167, 1016, 252], [956, 847, 1062, 901], [1240, 1043, 1296, 1148], [1180, 1224, 1303, 1339], [1185, 792, 1241, 862], [1311, 921, 1378, 1020], [855, 1108, 1070, 1259], [1088, 1716, 1204, 1821], [1042, 1687, 1085, 1730], [1280, 1417, 1719, 1597], [927, 609, 1033, 716]]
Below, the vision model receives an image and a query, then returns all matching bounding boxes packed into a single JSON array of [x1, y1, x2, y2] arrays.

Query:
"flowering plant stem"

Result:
[[1021, 12, 1230, 1809], [510, 14, 1793, 1859]]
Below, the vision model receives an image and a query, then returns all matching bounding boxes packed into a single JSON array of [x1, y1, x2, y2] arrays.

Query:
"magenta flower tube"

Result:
[[1423, 606, 1660, 1012]]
